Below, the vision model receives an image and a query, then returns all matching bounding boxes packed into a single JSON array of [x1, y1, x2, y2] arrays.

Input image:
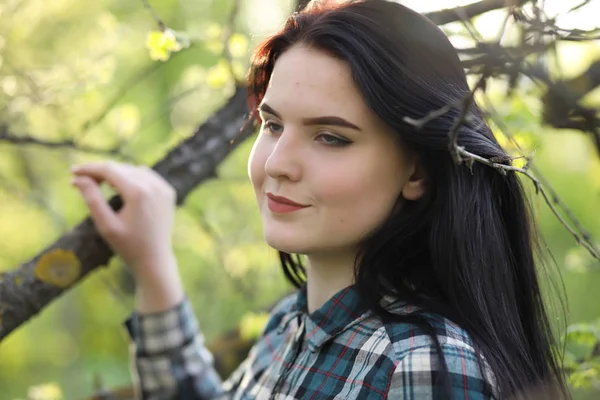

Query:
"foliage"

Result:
[[564, 320, 600, 391], [0, 0, 599, 399]]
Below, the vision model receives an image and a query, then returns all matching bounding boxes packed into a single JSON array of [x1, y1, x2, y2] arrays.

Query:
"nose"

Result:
[[264, 128, 302, 182]]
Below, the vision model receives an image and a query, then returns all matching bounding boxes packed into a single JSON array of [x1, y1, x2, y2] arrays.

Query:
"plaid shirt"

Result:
[[125, 285, 497, 399]]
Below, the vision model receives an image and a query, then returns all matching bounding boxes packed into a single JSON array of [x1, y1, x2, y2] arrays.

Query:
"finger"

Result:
[[71, 162, 137, 197], [129, 165, 176, 199], [72, 175, 123, 238]]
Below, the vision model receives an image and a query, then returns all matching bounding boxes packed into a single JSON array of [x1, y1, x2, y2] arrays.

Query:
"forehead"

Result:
[[262, 45, 371, 120]]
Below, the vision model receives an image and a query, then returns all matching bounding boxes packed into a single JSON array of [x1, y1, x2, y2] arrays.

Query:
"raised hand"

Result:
[[71, 161, 183, 312]]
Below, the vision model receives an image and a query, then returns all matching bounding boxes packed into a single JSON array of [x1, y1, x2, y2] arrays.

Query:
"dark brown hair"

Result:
[[247, 1, 568, 398]]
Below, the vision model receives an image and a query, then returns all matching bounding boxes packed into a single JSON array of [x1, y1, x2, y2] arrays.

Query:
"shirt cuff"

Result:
[[124, 297, 198, 357]]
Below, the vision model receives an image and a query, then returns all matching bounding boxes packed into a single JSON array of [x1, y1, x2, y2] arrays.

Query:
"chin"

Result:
[[264, 232, 310, 254]]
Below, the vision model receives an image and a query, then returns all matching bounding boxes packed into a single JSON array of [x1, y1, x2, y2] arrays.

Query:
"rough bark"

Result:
[[0, 86, 252, 340]]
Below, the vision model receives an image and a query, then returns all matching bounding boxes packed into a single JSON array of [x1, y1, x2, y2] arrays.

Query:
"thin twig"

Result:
[[424, 0, 530, 26], [458, 144, 599, 260], [568, 0, 593, 13], [403, 78, 600, 261], [481, 95, 599, 256], [495, 9, 513, 44], [0, 126, 126, 156], [221, 0, 243, 84], [141, 0, 166, 31], [447, 73, 489, 166], [403, 101, 460, 130]]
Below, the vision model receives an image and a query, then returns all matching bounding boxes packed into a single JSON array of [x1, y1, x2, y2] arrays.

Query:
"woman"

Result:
[[71, 0, 569, 398]]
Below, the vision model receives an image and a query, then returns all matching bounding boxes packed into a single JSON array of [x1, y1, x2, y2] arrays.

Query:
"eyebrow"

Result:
[[258, 102, 362, 131]]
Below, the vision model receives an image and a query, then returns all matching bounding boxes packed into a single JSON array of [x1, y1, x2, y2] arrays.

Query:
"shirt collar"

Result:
[[276, 284, 417, 352], [295, 284, 373, 352]]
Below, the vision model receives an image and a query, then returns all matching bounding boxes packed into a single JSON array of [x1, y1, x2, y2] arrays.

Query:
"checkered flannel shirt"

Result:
[[124, 285, 497, 399]]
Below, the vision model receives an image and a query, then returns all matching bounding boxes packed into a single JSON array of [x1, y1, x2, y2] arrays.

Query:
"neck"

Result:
[[305, 251, 356, 313]]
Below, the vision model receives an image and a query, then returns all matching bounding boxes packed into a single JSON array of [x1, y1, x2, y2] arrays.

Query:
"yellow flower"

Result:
[[146, 29, 184, 61]]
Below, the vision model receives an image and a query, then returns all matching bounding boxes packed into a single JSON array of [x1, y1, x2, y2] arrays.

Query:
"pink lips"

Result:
[[266, 193, 309, 214]]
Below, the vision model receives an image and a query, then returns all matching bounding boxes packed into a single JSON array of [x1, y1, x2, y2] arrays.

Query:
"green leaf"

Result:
[[568, 361, 600, 390], [146, 28, 187, 62], [565, 323, 599, 348]]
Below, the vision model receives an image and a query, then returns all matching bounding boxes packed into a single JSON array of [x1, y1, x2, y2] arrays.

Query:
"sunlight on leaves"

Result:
[[224, 246, 252, 278], [224, 244, 273, 278], [1, 76, 18, 96], [146, 29, 188, 62], [492, 129, 535, 162], [564, 320, 600, 389], [565, 246, 597, 272], [204, 23, 224, 54], [228, 33, 248, 58], [587, 156, 600, 189], [206, 60, 232, 89], [26, 382, 63, 400], [568, 361, 600, 390], [565, 323, 599, 348], [239, 312, 269, 341], [107, 103, 140, 140]]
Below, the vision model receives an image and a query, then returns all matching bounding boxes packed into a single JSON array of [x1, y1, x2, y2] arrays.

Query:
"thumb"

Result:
[[72, 176, 122, 238]]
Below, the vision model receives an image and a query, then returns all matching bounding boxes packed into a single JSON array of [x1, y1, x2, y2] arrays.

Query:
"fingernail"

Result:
[[71, 165, 80, 172]]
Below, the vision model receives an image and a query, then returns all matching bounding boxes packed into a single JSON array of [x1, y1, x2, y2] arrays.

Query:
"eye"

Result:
[[263, 120, 283, 135], [316, 132, 351, 147]]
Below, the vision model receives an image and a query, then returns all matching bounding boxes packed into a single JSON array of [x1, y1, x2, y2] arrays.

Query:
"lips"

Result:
[[266, 193, 309, 213], [266, 193, 307, 207]]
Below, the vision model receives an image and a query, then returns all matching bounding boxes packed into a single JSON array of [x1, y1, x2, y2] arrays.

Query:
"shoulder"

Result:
[[382, 306, 477, 358], [261, 291, 298, 335], [380, 306, 497, 399]]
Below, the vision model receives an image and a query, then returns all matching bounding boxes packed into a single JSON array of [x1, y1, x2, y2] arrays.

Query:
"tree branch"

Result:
[[221, 0, 243, 84], [0, 86, 254, 341], [141, 0, 166, 31], [459, 37, 600, 155], [0, 125, 126, 156], [424, 0, 529, 26]]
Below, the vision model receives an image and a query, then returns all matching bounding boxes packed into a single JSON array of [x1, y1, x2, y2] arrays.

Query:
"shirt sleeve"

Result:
[[387, 344, 497, 399], [124, 297, 227, 400]]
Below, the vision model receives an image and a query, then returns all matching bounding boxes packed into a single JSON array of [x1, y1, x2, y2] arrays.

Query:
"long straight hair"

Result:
[[247, 0, 568, 397]]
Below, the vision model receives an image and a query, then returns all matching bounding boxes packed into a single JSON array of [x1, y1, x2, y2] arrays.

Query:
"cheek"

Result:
[[248, 135, 269, 191], [316, 162, 401, 230]]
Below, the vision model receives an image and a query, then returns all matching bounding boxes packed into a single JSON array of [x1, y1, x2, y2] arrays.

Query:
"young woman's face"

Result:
[[248, 45, 420, 257]]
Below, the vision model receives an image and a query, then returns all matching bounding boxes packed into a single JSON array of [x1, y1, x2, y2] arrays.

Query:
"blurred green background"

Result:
[[0, 0, 598, 398]]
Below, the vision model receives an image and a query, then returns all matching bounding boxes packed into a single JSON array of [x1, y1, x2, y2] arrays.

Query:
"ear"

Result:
[[401, 161, 427, 201]]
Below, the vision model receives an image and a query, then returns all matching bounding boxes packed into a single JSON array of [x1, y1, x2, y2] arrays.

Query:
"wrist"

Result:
[[133, 255, 185, 314], [135, 276, 185, 314], [131, 251, 178, 285]]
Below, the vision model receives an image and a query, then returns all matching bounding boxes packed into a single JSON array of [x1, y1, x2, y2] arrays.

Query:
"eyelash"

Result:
[[262, 121, 351, 147]]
